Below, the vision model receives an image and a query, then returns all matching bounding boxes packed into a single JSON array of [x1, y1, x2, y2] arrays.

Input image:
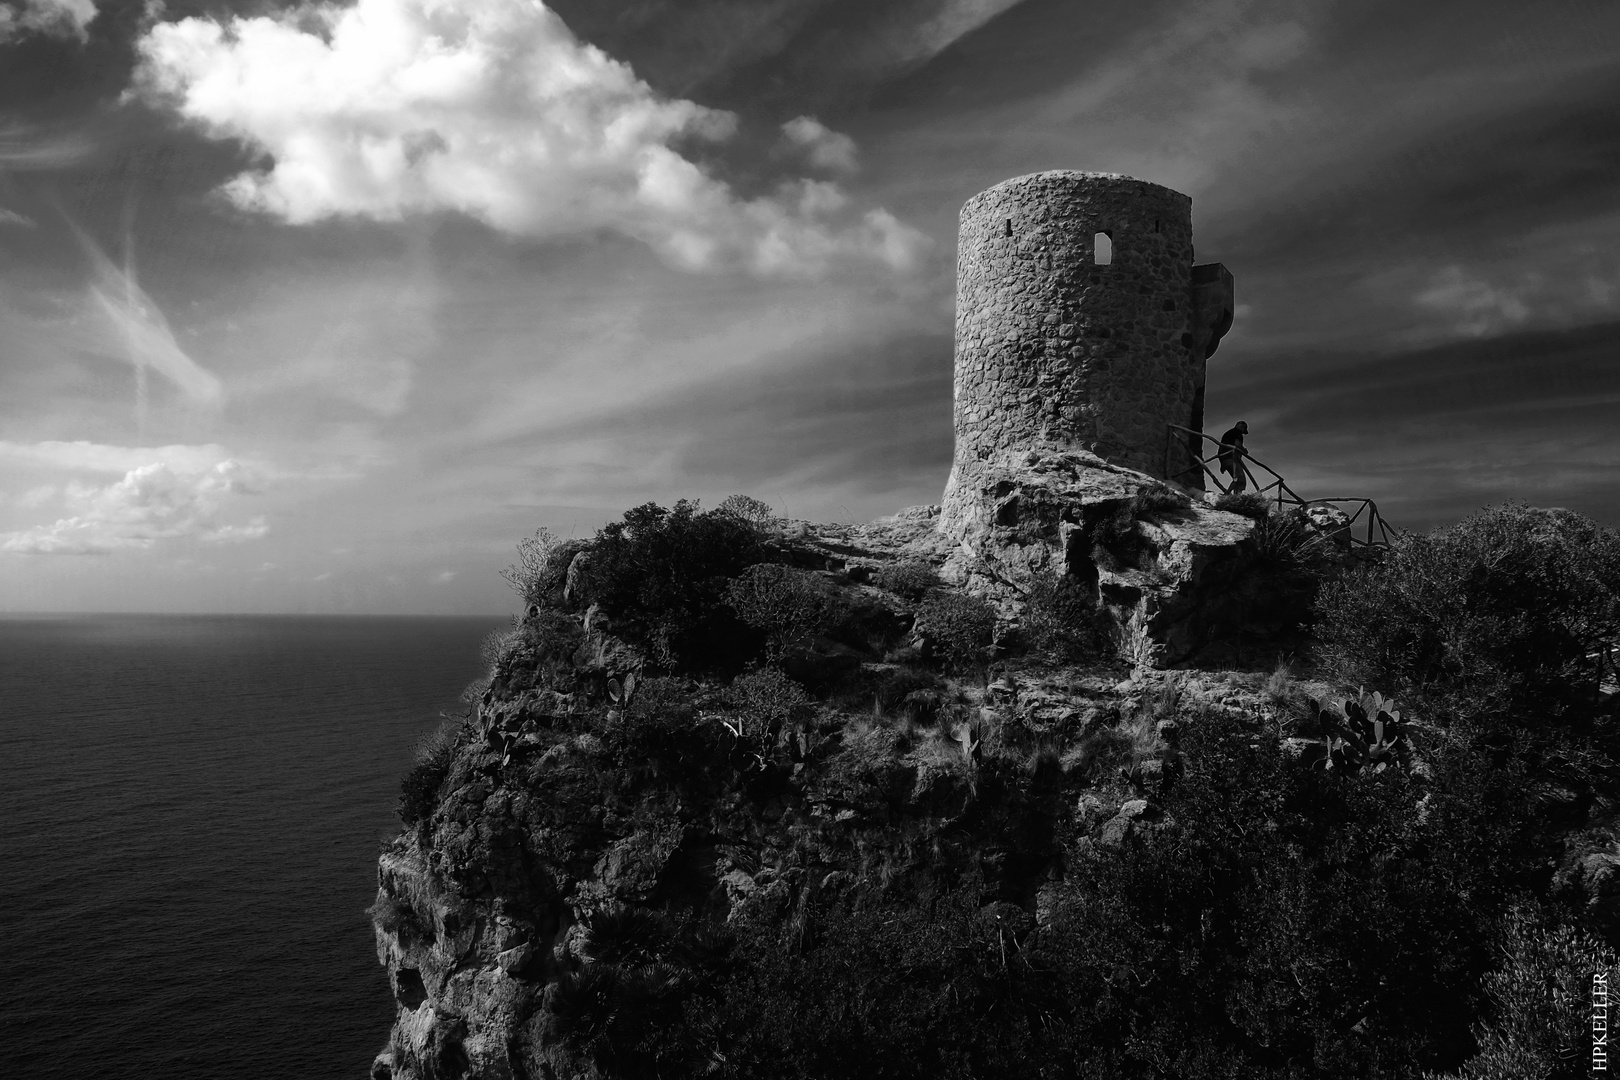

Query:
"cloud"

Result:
[[0, 207, 35, 227], [1413, 265, 1533, 338], [0, 440, 233, 473], [779, 116, 857, 174], [70, 225, 225, 407], [132, 0, 928, 277], [0, 122, 94, 170], [0, 0, 97, 43], [894, 0, 1028, 68], [1, 459, 267, 555], [1207, 320, 1620, 532]]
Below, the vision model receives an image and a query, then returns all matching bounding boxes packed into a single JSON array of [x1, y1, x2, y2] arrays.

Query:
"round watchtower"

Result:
[[940, 171, 1232, 533]]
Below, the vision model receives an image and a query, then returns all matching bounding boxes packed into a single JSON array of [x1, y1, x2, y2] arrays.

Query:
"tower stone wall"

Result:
[[940, 171, 1233, 534]]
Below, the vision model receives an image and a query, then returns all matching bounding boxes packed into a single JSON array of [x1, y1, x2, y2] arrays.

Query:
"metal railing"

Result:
[[1164, 424, 1398, 549]]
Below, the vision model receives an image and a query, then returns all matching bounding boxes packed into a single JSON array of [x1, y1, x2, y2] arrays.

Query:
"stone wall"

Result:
[[941, 171, 1210, 533]]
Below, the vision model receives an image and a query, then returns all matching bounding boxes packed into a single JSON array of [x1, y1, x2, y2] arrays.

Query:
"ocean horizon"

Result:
[[0, 612, 507, 1080]]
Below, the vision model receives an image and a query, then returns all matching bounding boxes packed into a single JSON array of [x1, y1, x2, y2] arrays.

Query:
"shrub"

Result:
[[871, 559, 940, 602], [1250, 509, 1328, 572], [1034, 710, 1545, 1078], [480, 626, 517, 670], [723, 666, 813, 742], [398, 717, 462, 826], [1431, 899, 1617, 1080], [580, 904, 677, 965], [366, 891, 424, 941], [1215, 490, 1273, 520], [914, 591, 997, 674], [570, 500, 770, 672], [500, 527, 586, 607], [716, 494, 781, 535], [708, 884, 1062, 1079], [1315, 502, 1620, 722], [725, 564, 843, 660], [604, 676, 726, 773], [1024, 569, 1099, 659], [1130, 484, 1189, 518]]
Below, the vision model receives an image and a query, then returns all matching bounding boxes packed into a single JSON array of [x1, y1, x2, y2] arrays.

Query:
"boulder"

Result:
[[496, 942, 535, 976], [1096, 798, 1168, 847], [935, 445, 1258, 665], [1298, 502, 1352, 551]]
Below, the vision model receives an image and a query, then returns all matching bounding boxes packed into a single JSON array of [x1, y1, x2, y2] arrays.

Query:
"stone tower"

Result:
[[940, 171, 1234, 532]]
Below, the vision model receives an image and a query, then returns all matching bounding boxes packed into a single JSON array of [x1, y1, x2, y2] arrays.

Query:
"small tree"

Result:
[[726, 564, 842, 660], [500, 527, 569, 607]]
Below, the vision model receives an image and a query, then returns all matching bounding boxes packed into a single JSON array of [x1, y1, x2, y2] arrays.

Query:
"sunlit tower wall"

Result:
[[940, 170, 1234, 532]]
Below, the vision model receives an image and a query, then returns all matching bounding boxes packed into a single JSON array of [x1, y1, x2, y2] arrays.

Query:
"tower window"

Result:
[[1094, 231, 1112, 265], [1153, 219, 1160, 234], [1003, 218, 1012, 237]]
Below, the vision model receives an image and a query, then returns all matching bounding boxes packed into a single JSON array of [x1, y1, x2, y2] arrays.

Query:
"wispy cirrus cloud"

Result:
[[131, 0, 928, 277], [73, 225, 225, 408]]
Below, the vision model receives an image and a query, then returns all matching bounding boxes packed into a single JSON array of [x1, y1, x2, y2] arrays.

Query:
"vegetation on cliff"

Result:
[[374, 498, 1620, 1080]]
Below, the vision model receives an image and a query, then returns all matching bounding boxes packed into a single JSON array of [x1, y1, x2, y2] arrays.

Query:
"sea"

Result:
[[0, 613, 508, 1080]]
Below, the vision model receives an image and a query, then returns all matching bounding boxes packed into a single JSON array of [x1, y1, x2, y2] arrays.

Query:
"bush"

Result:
[[1250, 509, 1328, 572], [872, 559, 940, 602], [480, 626, 517, 670], [1315, 502, 1620, 722], [398, 717, 462, 826], [1432, 899, 1618, 1080], [723, 666, 813, 742], [716, 494, 781, 535], [725, 564, 843, 660], [603, 676, 728, 775], [914, 591, 997, 673], [500, 527, 587, 607], [708, 884, 1062, 1080], [570, 500, 770, 672], [1215, 490, 1273, 520], [1024, 569, 1099, 659], [1032, 711, 1545, 1078]]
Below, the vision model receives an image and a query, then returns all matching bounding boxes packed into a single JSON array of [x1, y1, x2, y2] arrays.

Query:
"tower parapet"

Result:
[[940, 171, 1233, 533]]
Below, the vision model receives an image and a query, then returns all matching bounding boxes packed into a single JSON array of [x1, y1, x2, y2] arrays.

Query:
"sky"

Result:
[[0, 0, 1616, 614]]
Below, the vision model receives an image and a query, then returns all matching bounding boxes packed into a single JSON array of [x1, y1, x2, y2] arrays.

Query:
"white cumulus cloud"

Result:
[[0, 0, 97, 43], [132, 0, 927, 277], [1, 459, 267, 555]]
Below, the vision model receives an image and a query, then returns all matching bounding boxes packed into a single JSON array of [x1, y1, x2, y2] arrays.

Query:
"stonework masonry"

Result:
[[940, 171, 1234, 534]]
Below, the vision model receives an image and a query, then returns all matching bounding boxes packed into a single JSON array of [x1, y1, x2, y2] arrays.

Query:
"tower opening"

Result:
[[1094, 231, 1112, 265]]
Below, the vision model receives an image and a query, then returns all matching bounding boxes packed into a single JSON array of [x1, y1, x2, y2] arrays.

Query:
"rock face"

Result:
[[371, 647, 1296, 1080], [939, 444, 1259, 665], [941, 171, 1234, 533]]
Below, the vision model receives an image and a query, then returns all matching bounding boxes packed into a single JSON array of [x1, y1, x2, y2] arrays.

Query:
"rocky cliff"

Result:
[[362, 452, 1359, 1080], [366, 472, 1619, 1080]]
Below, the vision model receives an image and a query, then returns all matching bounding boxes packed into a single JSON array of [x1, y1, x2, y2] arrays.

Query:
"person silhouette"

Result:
[[1218, 420, 1249, 492]]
